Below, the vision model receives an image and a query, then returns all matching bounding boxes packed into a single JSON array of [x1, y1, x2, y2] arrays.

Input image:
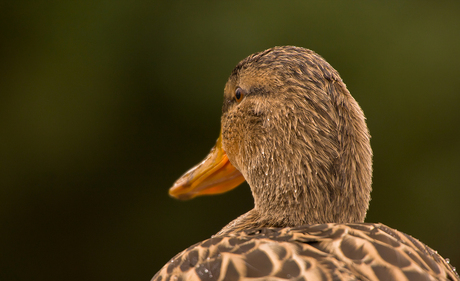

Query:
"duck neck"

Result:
[[241, 85, 372, 227], [246, 150, 338, 227]]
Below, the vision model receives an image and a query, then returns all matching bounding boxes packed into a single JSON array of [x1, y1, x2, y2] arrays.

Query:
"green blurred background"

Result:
[[1, 1, 459, 280]]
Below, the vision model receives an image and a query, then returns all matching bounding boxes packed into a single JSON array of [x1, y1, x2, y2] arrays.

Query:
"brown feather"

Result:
[[153, 46, 458, 281], [220, 46, 372, 234], [154, 224, 457, 281]]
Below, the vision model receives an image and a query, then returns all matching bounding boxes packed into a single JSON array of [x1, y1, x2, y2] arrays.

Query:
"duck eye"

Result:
[[234, 88, 244, 103]]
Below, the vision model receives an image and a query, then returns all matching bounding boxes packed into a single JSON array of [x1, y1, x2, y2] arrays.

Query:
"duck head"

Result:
[[169, 46, 373, 230]]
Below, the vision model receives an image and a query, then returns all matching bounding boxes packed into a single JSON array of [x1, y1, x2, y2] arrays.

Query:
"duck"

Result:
[[152, 46, 458, 281]]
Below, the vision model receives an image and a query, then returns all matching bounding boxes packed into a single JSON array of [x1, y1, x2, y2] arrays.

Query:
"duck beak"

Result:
[[169, 131, 246, 200]]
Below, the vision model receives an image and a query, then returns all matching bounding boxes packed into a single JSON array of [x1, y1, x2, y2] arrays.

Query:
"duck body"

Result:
[[153, 46, 458, 281], [154, 223, 456, 280]]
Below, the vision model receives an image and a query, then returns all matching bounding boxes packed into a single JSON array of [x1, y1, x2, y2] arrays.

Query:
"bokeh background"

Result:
[[1, 1, 459, 280]]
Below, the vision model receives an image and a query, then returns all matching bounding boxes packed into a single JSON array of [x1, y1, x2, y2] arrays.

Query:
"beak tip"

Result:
[[169, 192, 194, 201], [169, 185, 194, 200]]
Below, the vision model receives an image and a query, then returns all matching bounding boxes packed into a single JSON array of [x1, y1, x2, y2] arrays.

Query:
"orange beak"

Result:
[[169, 131, 246, 200]]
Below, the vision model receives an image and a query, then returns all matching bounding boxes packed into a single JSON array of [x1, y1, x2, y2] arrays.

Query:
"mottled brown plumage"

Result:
[[153, 46, 458, 280], [156, 224, 456, 281]]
